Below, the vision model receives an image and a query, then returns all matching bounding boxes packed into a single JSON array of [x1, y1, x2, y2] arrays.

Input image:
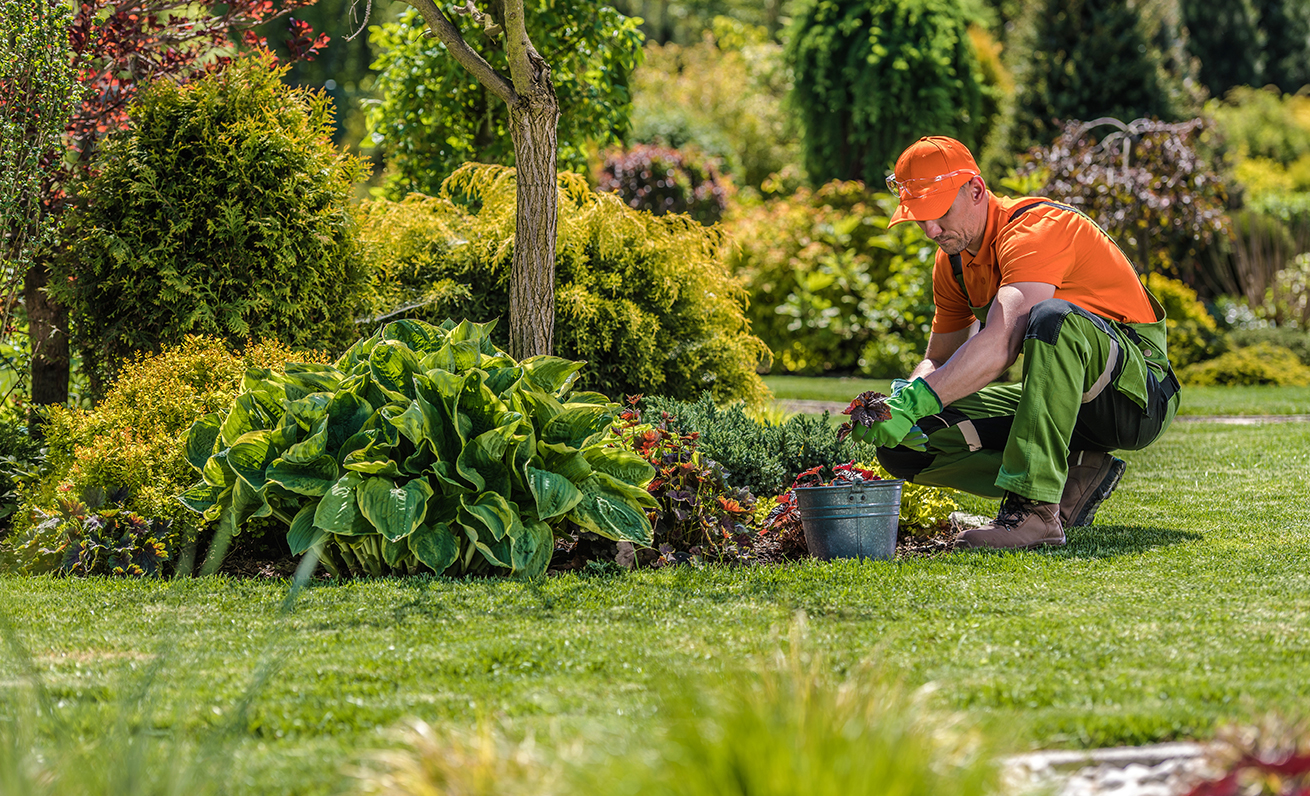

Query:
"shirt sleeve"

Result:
[[994, 211, 1076, 288], [930, 251, 976, 334]]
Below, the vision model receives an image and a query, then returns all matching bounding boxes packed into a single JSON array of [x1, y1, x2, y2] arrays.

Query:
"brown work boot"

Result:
[[1061, 451, 1127, 527], [955, 493, 1065, 550]]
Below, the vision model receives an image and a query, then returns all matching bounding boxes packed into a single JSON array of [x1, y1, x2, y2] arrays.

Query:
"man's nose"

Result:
[[918, 219, 941, 238]]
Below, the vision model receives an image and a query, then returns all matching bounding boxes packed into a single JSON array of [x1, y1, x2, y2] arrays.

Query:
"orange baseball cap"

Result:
[[886, 136, 981, 226]]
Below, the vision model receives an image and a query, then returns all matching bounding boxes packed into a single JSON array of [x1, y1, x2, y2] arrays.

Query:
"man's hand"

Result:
[[846, 379, 942, 450]]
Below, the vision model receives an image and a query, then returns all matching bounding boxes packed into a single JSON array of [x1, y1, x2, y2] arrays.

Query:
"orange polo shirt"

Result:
[[930, 192, 1157, 334]]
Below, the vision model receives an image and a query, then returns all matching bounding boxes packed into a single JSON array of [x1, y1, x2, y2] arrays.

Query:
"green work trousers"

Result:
[[875, 299, 1180, 504]]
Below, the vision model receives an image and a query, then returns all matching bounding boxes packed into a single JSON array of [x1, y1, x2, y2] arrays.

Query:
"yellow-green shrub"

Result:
[[1146, 273, 1228, 368], [358, 164, 770, 405], [1177, 342, 1310, 386], [4, 337, 330, 573]]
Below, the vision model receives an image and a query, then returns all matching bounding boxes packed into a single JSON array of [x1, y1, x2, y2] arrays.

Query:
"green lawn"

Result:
[[763, 375, 1310, 416], [2, 421, 1309, 794]]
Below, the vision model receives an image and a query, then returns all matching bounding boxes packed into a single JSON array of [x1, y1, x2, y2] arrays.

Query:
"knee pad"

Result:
[[1024, 298, 1080, 345]]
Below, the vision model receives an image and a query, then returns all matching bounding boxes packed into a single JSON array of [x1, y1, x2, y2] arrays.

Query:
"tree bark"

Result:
[[401, 0, 560, 358], [24, 258, 69, 427], [507, 90, 559, 359]]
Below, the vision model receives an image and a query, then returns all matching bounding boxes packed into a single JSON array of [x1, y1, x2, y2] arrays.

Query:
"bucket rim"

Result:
[[793, 479, 905, 492]]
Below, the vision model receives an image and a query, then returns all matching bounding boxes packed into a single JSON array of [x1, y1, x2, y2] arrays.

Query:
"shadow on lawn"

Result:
[[1058, 525, 1202, 558]]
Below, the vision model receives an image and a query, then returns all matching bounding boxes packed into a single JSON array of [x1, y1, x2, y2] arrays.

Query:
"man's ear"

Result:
[[968, 175, 987, 203]]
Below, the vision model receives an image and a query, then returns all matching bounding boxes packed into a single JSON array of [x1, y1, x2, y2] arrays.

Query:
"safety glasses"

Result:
[[885, 168, 979, 201]]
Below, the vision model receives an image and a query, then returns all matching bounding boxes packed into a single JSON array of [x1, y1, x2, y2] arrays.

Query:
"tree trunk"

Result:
[[24, 258, 69, 428], [507, 89, 559, 360]]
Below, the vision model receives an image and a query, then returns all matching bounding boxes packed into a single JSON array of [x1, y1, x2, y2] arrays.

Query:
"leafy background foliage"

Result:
[[55, 54, 370, 395], [627, 16, 800, 190], [366, 3, 643, 197], [786, 0, 989, 184], [356, 164, 769, 404], [598, 143, 731, 225], [1017, 118, 1228, 285], [724, 181, 935, 377], [984, 0, 1189, 172]]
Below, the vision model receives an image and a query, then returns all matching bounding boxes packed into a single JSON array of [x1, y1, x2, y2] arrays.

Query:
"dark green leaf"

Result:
[[525, 465, 583, 520], [288, 503, 326, 555], [185, 413, 222, 472], [356, 475, 433, 542], [314, 472, 364, 534], [267, 455, 339, 497], [410, 522, 459, 574], [567, 472, 654, 545]]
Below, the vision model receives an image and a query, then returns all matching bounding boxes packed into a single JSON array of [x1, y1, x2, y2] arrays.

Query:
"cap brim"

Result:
[[888, 189, 959, 227]]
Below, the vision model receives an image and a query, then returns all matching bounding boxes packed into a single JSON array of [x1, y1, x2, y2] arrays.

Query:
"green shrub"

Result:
[[643, 392, 852, 499], [357, 164, 769, 405], [786, 0, 989, 184], [724, 181, 935, 377], [55, 53, 369, 394], [1229, 327, 1310, 365], [628, 17, 802, 190], [179, 318, 658, 579], [367, 5, 643, 197], [1177, 342, 1310, 386], [598, 143, 730, 225], [2, 337, 331, 575], [1146, 274, 1228, 368]]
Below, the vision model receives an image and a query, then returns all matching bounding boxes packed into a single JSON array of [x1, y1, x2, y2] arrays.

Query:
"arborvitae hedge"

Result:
[[786, 0, 989, 185], [57, 53, 370, 395]]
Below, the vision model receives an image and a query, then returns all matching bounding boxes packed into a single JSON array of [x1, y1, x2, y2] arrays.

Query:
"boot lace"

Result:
[[995, 494, 1032, 529]]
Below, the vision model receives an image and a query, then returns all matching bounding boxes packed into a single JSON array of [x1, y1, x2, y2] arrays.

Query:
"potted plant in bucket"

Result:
[[764, 461, 904, 561]]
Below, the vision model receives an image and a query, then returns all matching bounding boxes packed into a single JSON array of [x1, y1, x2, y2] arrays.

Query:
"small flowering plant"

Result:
[[611, 396, 757, 565], [762, 462, 884, 558]]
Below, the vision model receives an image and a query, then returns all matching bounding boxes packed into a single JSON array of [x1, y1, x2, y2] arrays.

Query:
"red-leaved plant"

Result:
[[612, 395, 756, 566], [1185, 717, 1310, 796]]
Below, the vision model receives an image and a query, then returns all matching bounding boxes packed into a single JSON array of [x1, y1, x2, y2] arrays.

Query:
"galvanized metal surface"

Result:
[[794, 480, 903, 561]]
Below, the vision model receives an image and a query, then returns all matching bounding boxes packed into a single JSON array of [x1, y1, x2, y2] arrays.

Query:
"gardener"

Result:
[[848, 136, 1181, 549]]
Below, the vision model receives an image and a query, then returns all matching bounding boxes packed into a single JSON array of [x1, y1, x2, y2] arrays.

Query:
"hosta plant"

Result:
[[178, 319, 657, 579]]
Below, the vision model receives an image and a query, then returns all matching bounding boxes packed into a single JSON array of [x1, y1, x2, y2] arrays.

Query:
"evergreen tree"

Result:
[[1181, 0, 1263, 98], [993, 0, 1180, 163], [787, 0, 988, 185], [1254, 0, 1310, 94]]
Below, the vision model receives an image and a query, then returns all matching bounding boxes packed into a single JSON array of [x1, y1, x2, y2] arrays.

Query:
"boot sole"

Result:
[[1070, 457, 1127, 527]]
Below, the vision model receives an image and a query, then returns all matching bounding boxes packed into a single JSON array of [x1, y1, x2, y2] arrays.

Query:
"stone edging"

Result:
[[1002, 742, 1216, 796]]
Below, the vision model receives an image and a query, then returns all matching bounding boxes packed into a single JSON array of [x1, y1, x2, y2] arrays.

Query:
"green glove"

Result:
[[848, 378, 942, 450]]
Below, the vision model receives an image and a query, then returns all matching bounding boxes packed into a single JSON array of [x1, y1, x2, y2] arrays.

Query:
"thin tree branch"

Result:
[[501, 0, 539, 96], [402, 0, 516, 104]]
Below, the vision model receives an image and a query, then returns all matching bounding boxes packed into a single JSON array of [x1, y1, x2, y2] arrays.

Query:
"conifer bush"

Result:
[[642, 392, 851, 499], [2, 337, 330, 575], [55, 53, 370, 395], [357, 164, 769, 405]]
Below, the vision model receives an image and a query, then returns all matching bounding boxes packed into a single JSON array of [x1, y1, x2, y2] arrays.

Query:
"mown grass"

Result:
[[2, 421, 1308, 794], [763, 375, 1310, 416]]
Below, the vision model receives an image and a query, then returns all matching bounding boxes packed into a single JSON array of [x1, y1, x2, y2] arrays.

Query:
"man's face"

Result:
[[914, 180, 985, 256]]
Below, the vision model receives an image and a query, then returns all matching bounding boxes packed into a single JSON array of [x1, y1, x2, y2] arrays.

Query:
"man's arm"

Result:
[[909, 323, 977, 381], [921, 281, 1056, 406]]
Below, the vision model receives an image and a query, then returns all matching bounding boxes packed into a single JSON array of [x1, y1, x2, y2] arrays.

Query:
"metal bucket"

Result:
[[794, 480, 904, 561]]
